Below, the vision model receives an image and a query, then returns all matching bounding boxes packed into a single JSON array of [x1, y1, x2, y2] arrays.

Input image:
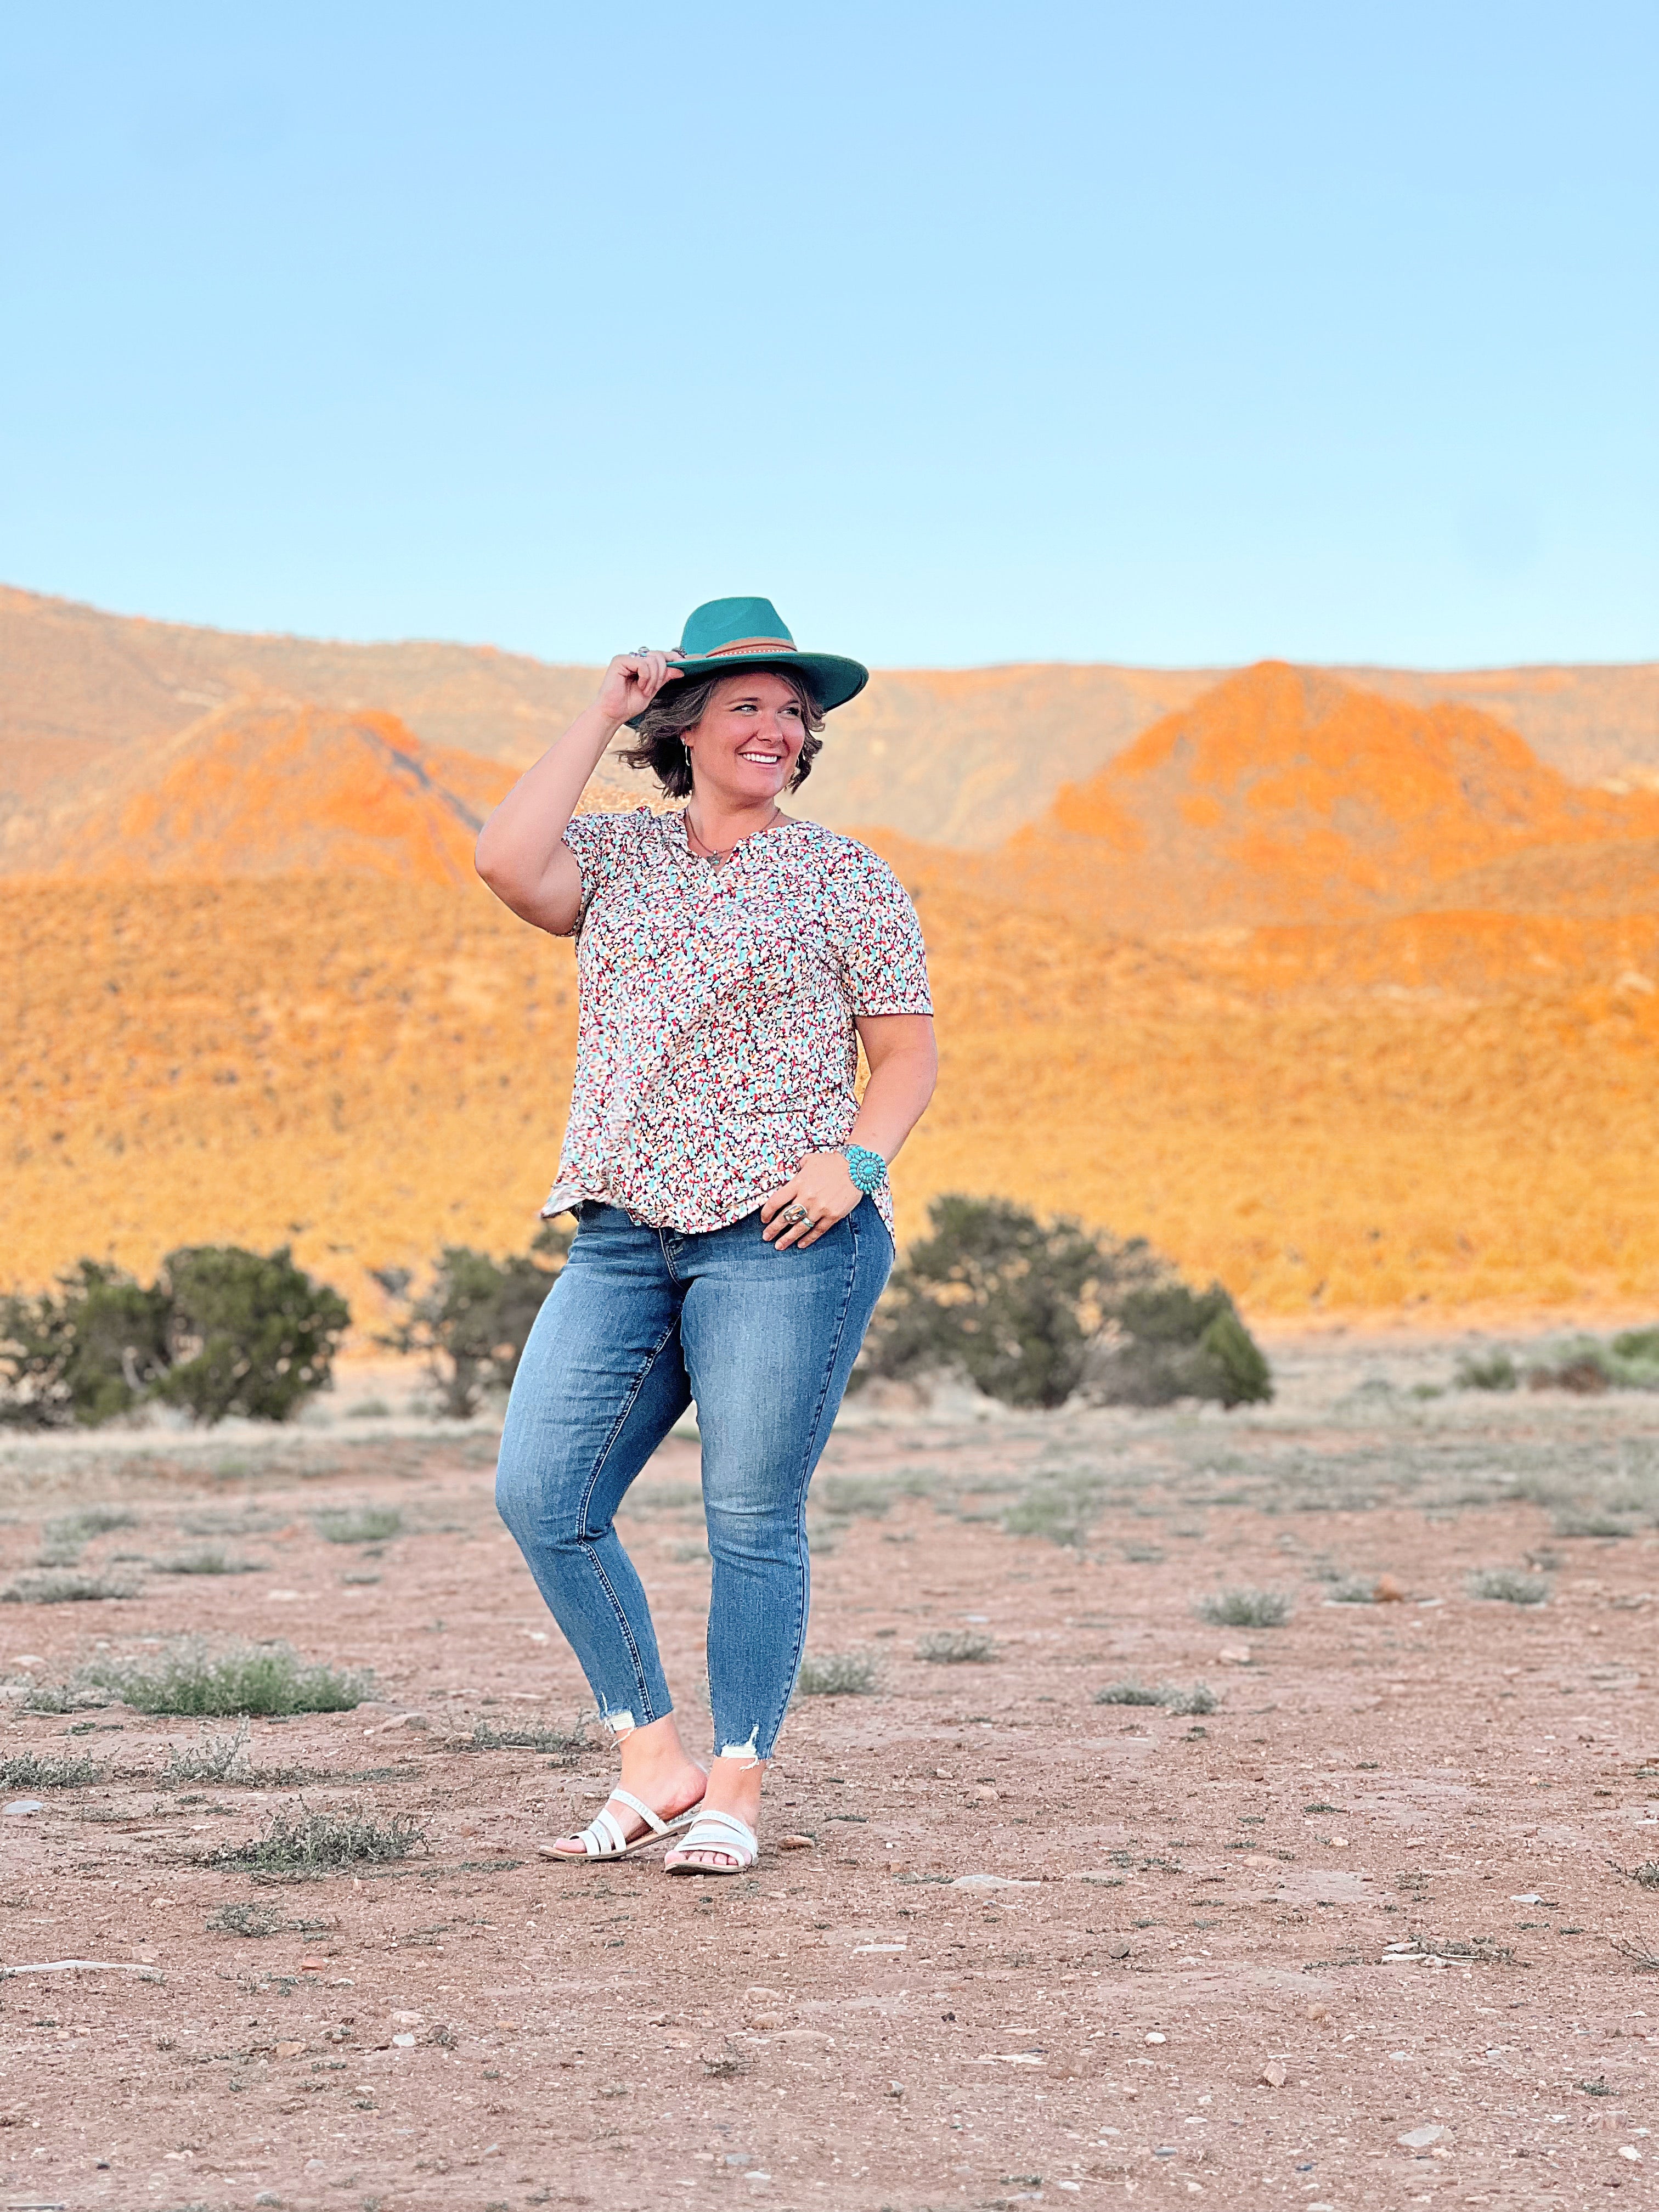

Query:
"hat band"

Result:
[[701, 636, 798, 658]]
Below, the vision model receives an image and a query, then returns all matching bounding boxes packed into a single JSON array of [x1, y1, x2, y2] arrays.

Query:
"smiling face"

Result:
[[682, 672, 809, 810]]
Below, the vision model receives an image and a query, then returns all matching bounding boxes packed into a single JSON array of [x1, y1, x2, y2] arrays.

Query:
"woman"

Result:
[[476, 596, 936, 1875]]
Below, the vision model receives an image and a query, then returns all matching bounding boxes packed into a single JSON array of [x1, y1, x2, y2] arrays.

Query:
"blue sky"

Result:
[[1, 2, 1654, 669]]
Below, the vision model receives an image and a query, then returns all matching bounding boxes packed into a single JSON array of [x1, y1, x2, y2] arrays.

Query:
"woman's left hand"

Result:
[[760, 1153, 864, 1250]]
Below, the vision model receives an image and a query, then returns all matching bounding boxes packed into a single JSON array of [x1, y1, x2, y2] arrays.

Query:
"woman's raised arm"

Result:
[[475, 649, 681, 935]]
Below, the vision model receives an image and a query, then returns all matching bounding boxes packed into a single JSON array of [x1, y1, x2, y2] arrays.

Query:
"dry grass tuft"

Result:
[[1195, 1587, 1292, 1629], [212, 1803, 427, 1873], [795, 1653, 882, 1697], [1466, 1567, 1549, 1605], [2, 1570, 139, 1604], [466, 1720, 588, 1758], [153, 1549, 267, 1576], [162, 1721, 253, 1784], [1094, 1678, 1218, 1717], [312, 1505, 403, 1545], [916, 1629, 997, 1664], [82, 1639, 369, 1716], [0, 1750, 104, 1790]]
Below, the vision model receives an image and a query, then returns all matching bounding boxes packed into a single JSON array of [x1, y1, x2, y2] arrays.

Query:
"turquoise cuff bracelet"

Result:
[[843, 1144, 888, 1194]]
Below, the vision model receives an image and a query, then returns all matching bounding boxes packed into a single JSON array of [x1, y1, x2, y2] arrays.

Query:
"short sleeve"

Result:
[[561, 808, 637, 913], [831, 844, 934, 1017]]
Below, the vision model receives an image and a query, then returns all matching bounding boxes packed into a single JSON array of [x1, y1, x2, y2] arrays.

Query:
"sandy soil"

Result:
[[2, 1332, 1657, 2209]]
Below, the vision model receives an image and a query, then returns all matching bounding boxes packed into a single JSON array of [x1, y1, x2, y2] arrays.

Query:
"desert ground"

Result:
[[2, 1331, 1656, 2211]]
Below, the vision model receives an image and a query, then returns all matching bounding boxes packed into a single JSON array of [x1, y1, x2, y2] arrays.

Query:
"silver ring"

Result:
[[783, 1204, 810, 1226], [633, 645, 653, 658]]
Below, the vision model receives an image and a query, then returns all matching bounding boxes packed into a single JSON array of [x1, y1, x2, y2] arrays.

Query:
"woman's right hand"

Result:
[[477, 646, 682, 936], [595, 648, 684, 726]]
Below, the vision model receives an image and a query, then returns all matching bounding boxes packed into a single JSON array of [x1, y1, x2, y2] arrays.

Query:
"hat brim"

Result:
[[624, 649, 868, 729]]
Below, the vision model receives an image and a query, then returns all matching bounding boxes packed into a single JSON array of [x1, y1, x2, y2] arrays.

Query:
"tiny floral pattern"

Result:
[[540, 807, 933, 1234]]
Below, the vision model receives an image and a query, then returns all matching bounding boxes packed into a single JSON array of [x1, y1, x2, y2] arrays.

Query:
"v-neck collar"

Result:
[[665, 809, 804, 873]]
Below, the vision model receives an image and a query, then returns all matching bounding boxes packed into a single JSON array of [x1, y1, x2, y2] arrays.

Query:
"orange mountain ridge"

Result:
[[7, 581, 1659, 856], [24, 699, 649, 884], [34, 703, 516, 884], [870, 663, 1659, 929]]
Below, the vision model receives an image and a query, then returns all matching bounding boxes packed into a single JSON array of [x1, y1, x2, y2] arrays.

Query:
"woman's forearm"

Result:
[[850, 1032, 938, 1166], [474, 703, 621, 923], [476, 649, 682, 933]]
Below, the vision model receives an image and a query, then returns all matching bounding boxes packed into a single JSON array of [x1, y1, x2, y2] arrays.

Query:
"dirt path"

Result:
[[2, 1336, 1656, 2208]]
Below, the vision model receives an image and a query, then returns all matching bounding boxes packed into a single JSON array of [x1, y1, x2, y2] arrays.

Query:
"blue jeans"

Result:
[[495, 1200, 892, 1762]]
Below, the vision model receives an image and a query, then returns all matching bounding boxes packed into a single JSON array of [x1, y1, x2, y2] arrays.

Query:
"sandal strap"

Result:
[[675, 1810, 758, 1858], [609, 1786, 671, 1836], [574, 1786, 700, 1858], [582, 1804, 630, 1857]]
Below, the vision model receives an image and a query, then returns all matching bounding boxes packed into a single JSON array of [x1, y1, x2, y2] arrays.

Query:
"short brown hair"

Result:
[[617, 668, 826, 799]]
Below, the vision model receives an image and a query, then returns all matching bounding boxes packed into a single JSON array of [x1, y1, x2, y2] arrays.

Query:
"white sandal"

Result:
[[537, 1786, 704, 1863], [663, 1809, 759, 1876]]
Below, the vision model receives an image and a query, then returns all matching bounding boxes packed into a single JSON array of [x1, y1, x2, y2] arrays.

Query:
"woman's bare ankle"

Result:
[[696, 1753, 765, 1824], [614, 1716, 706, 1812]]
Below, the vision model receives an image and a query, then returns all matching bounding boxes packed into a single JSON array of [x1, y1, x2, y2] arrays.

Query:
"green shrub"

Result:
[[1526, 1346, 1614, 1394], [856, 1198, 1171, 1408], [1455, 1350, 1519, 1391], [1606, 1333, 1659, 1390], [1513, 1334, 1659, 1395], [1196, 1305, 1275, 1406], [854, 1193, 1152, 1406], [0, 1248, 348, 1429], [375, 1222, 571, 1417], [0, 1262, 170, 1426], [81, 1639, 370, 1715], [1195, 1587, 1292, 1628], [150, 1245, 350, 1424], [855, 1195, 1271, 1411], [1084, 1283, 1273, 1409]]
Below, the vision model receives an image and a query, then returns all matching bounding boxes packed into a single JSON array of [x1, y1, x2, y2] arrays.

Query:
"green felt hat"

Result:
[[626, 596, 868, 727]]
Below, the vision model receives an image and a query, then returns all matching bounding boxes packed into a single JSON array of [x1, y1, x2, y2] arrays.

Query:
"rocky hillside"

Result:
[[875, 663, 1659, 928], [4, 871, 1655, 1322], [25, 703, 517, 884], [5, 583, 1657, 857]]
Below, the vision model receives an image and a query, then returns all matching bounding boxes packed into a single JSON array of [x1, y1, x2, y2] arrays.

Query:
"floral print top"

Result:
[[540, 807, 932, 1234]]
